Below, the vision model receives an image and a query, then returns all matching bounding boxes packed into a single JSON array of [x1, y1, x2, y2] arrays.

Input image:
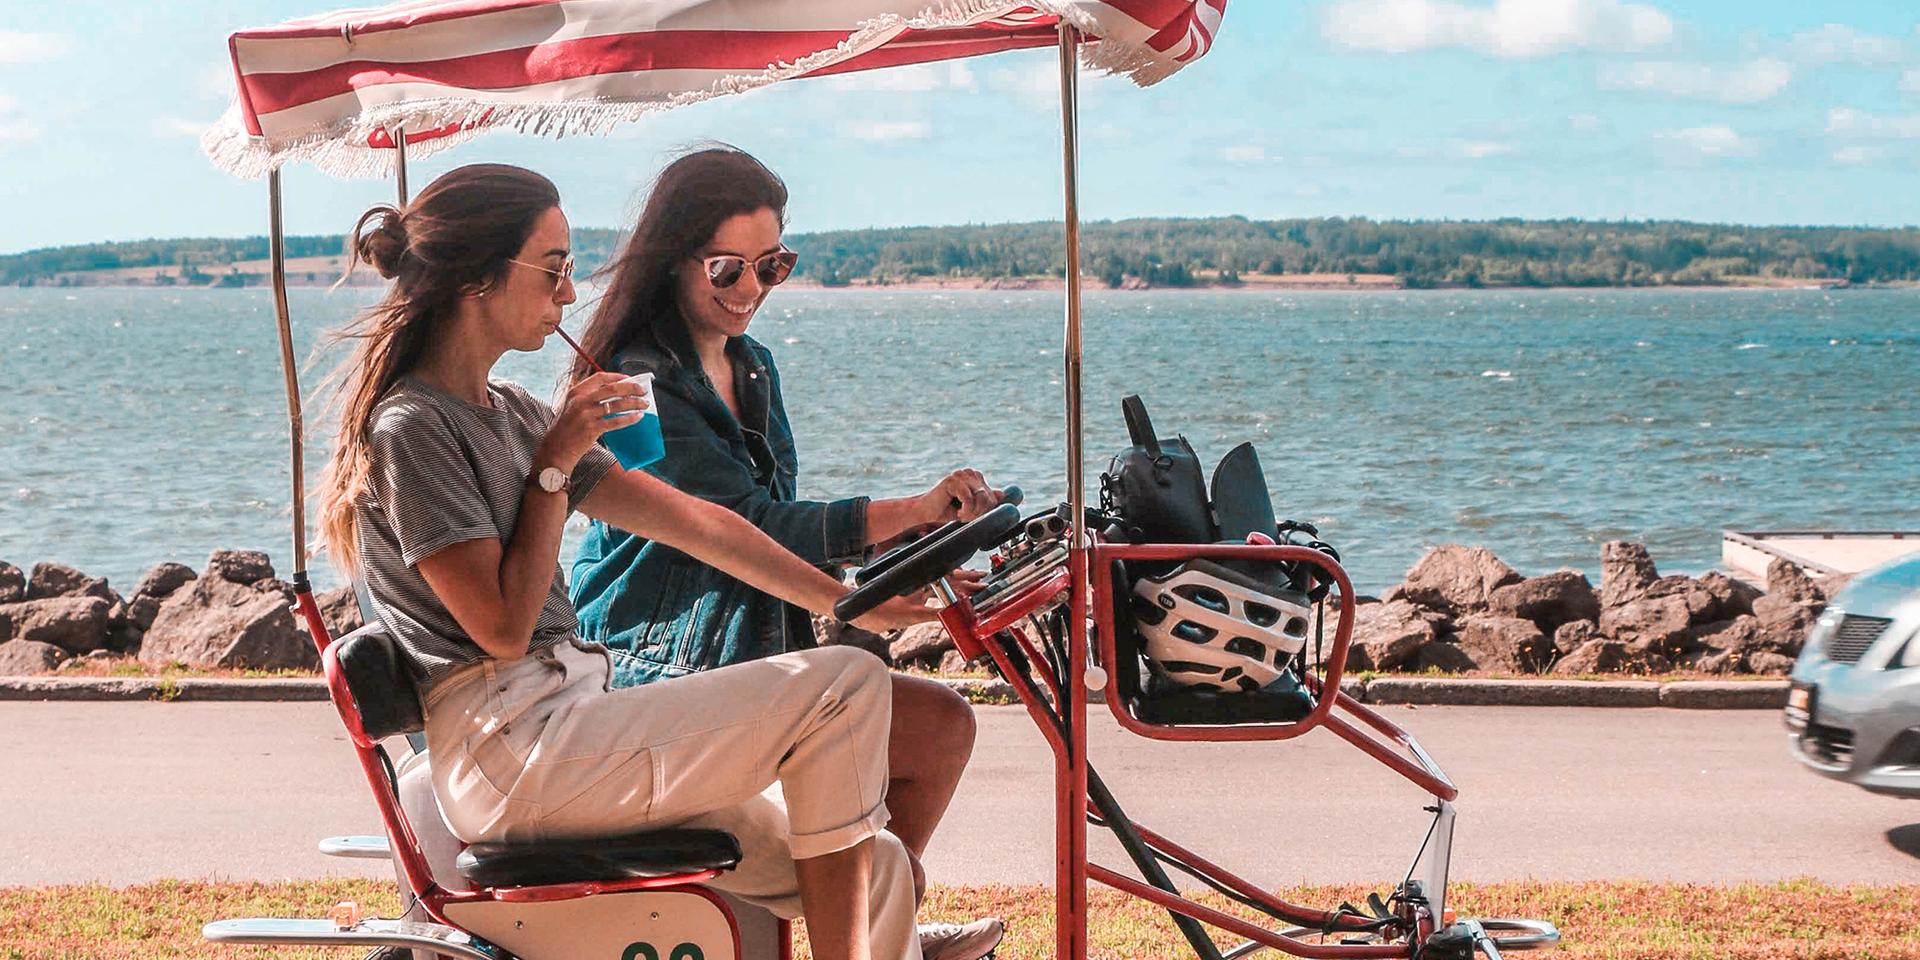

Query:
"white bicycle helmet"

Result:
[[1130, 559, 1313, 692]]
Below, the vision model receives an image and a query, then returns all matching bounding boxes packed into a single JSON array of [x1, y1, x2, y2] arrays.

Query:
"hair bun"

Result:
[[353, 206, 409, 279]]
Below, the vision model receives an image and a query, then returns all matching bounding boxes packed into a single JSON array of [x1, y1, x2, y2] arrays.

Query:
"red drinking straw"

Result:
[[554, 325, 604, 374]]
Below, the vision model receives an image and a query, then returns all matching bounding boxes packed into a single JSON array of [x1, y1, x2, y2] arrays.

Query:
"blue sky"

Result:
[[3, 1, 1920, 255]]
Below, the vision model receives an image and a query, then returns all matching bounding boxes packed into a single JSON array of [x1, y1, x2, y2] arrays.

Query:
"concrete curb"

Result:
[[1361, 677, 1665, 707], [0, 676, 331, 702], [0, 674, 1789, 708], [1659, 681, 1791, 710]]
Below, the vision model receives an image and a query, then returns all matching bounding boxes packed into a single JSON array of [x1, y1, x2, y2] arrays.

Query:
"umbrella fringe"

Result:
[[202, 0, 1192, 179]]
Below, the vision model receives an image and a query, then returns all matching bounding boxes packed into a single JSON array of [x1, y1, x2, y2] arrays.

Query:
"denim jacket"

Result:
[[569, 323, 870, 687]]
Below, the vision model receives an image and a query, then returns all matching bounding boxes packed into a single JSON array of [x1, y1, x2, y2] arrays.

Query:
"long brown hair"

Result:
[[572, 145, 788, 382], [316, 163, 561, 573]]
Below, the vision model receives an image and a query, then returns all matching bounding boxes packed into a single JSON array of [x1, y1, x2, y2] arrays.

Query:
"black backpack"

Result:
[[1099, 395, 1215, 554]]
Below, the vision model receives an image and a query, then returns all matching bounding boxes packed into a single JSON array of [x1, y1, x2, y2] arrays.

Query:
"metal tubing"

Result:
[[392, 124, 409, 204], [1088, 866, 1409, 960], [267, 172, 307, 581], [1056, 22, 1090, 960]]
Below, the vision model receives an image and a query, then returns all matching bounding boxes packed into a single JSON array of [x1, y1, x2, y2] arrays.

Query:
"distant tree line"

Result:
[[7, 217, 1920, 288]]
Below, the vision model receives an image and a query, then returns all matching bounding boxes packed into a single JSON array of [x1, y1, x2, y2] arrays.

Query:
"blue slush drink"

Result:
[[603, 372, 664, 470]]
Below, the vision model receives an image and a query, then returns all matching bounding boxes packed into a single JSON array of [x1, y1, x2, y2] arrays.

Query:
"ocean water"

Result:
[[1, 286, 1915, 594]]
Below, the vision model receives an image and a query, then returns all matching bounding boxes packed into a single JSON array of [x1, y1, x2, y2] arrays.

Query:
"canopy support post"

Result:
[[1055, 22, 1089, 960], [391, 124, 409, 204], [267, 170, 308, 590]]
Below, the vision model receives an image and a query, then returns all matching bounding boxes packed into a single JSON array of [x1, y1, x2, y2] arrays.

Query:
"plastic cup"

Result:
[[601, 372, 664, 470]]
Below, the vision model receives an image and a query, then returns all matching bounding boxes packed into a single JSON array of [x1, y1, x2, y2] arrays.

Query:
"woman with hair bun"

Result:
[[316, 162, 932, 960]]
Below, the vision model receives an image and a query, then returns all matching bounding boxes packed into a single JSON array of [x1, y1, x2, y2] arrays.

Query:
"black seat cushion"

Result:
[[333, 623, 424, 739], [457, 829, 743, 888]]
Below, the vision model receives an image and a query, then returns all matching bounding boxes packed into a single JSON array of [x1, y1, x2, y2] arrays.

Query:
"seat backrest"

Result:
[[329, 622, 425, 745], [321, 621, 440, 899]]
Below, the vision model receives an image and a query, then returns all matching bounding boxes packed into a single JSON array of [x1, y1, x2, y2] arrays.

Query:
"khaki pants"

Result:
[[423, 640, 920, 959]]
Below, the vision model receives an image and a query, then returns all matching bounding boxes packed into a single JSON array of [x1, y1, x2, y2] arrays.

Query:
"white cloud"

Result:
[[845, 120, 931, 141], [1568, 112, 1606, 133], [1323, 0, 1673, 59], [1396, 139, 1515, 159], [1901, 69, 1920, 96], [1455, 140, 1513, 157], [1831, 145, 1886, 165], [0, 30, 72, 64], [1787, 24, 1903, 65], [1598, 59, 1792, 104], [1826, 106, 1920, 139], [1653, 124, 1756, 158], [822, 61, 976, 92], [152, 118, 211, 139], [1218, 145, 1267, 163]]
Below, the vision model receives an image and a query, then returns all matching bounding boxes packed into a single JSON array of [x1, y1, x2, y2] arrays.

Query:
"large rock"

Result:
[[1410, 640, 1478, 673], [1488, 570, 1598, 633], [5, 597, 111, 654], [206, 549, 275, 586], [1748, 591, 1820, 658], [0, 640, 68, 674], [1399, 546, 1522, 615], [813, 616, 892, 665], [1339, 600, 1443, 671], [1695, 571, 1760, 621], [27, 562, 115, 602], [1599, 541, 1661, 608], [1747, 651, 1796, 675], [133, 562, 197, 601], [316, 586, 366, 639], [139, 574, 314, 670], [1599, 592, 1696, 659], [1551, 638, 1631, 676], [0, 562, 24, 603], [1451, 615, 1553, 673], [890, 621, 953, 668], [1766, 557, 1824, 604], [1689, 615, 1764, 656]]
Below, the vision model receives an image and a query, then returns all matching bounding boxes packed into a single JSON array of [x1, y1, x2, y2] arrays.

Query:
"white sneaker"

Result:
[[919, 917, 1005, 960]]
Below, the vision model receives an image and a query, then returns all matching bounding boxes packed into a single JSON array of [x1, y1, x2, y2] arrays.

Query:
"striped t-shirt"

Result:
[[354, 376, 618, 685]]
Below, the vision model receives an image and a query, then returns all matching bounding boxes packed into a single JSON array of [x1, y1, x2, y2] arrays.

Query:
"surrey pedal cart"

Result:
[[198, 2, 1561, 958]]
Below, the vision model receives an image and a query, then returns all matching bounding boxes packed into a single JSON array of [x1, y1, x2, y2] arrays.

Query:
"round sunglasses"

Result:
[[701, 248, 798, 289]]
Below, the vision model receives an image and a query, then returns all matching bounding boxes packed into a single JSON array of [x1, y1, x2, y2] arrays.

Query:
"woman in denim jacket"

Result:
[[569, 146, 1005, 960]]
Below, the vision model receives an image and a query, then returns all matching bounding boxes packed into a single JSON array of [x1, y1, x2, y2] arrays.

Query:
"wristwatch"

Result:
[[534, 466, 571, 494]]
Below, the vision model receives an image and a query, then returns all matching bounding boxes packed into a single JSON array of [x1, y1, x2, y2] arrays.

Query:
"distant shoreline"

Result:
[[10, 269, 1882, 293]]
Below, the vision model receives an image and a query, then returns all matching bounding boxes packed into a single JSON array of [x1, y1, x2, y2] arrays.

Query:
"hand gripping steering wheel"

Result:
[[833, 486, 1024, 622]]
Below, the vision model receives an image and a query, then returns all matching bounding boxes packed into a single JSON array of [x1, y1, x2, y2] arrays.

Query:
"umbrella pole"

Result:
[[1055, 22, 1089, 960], [267, 171, 329, 651], [391, 124, 409, 205]]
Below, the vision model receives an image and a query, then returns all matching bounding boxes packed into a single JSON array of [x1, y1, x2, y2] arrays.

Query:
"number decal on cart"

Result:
[[622, 943, 704, 960]]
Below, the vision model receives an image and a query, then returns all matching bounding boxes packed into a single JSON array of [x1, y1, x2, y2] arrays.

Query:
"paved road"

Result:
[[6, 702, 1916, 887]]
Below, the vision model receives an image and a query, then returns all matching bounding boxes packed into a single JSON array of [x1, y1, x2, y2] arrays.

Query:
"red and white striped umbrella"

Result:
[[205, 0, 1226, 177]]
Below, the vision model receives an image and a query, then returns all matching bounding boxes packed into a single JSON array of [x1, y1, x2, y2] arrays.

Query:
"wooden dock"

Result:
[[1722, 529, 1920, 587]]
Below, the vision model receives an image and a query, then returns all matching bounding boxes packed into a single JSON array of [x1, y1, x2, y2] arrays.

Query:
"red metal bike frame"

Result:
[[940, 541, 1461, 960]]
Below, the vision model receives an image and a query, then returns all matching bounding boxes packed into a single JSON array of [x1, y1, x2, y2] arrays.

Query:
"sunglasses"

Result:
[[700, 248, 798, 289], [508, 255, 575, 292]]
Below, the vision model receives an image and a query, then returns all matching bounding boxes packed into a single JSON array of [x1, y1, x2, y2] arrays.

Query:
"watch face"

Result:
[[540, 468, 567, 493]]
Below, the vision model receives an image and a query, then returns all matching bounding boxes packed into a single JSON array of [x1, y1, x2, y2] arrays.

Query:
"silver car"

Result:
[[1786, 552, 1920, 798]]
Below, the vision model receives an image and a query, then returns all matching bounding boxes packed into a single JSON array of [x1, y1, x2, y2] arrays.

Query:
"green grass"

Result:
[[4, 879, 1916, 959]]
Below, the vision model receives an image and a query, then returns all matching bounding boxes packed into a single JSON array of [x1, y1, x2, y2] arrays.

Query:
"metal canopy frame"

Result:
[[247, 15, 1555, 960], [259, 26, 1100, 956]]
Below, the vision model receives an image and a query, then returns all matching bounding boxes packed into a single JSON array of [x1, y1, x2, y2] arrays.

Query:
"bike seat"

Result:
[[456, 828, 743, 887]]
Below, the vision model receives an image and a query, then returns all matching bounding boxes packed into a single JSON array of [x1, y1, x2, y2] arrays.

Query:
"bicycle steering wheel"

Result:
[[833, 488, 1025, 623]]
